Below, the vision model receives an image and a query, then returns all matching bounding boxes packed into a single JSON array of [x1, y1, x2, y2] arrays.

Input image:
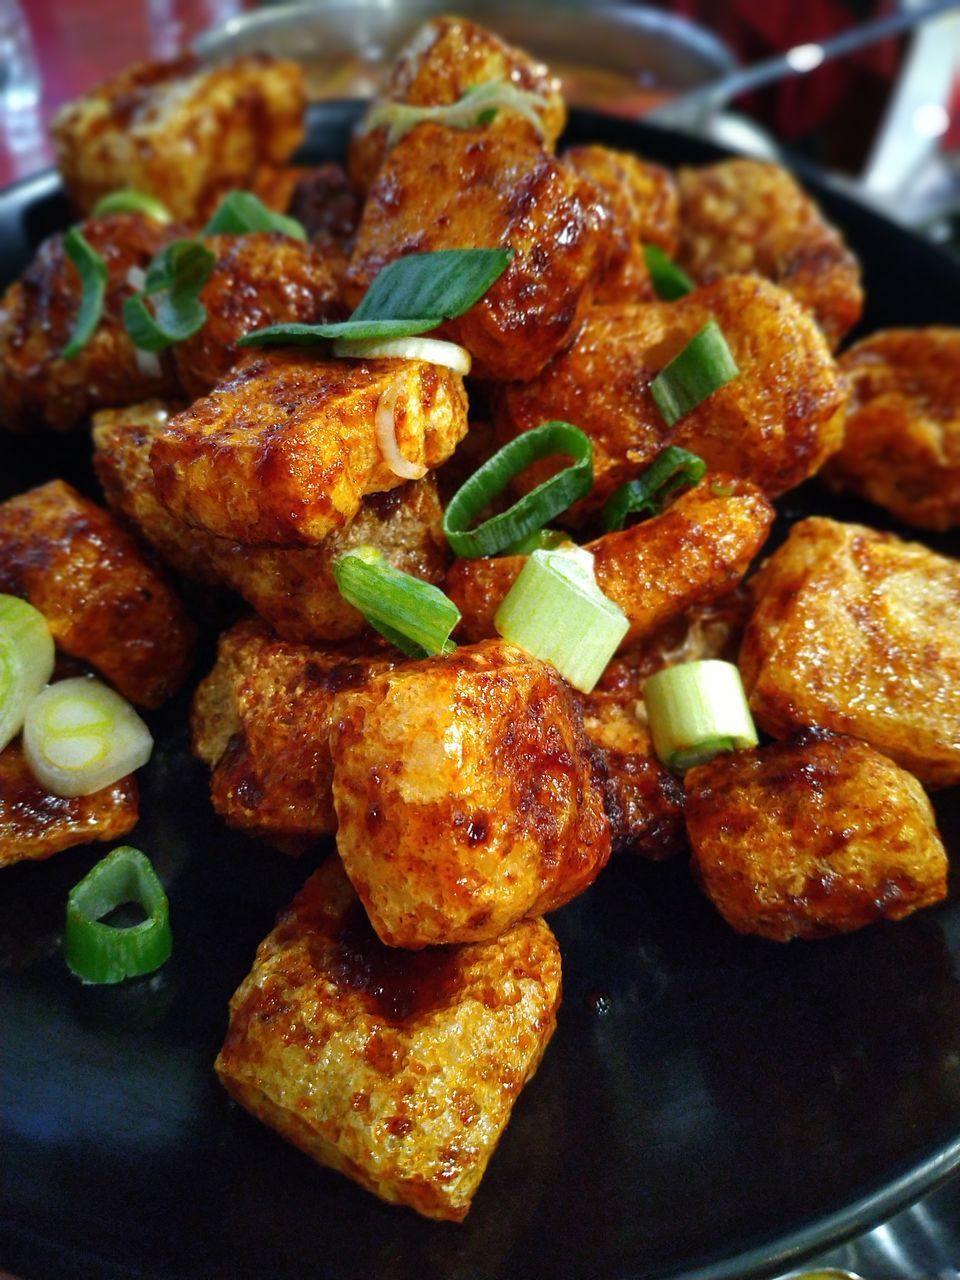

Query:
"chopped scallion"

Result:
[[602, 447, 706, 532], [0, 594, 55, 752], [502, 527, 570, 555], [333, 546, 460, 658], [62, 228, 108, 359], [65, 846, 172, 984], [643, 244, 694, 301], [332, 335, 471, 374], [643, 659, 758, 772], [650, 320, 739, 427], [362, 78, 549, 147], [202, 190, 307, 242], [122, 239, 216, 352], [91, 190, 172, 223]]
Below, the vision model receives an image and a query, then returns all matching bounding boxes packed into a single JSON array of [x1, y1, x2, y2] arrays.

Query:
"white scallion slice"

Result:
[[23, 678, 153, 797], [643, 659, 758, 772], [0, 595, 55, 752], [332, 336, 472, 374], [494, 546, 629, 693]]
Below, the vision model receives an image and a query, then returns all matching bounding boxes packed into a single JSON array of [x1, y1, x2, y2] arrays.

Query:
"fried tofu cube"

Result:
[[0, 480, 195, 708], [676, 159, 863, 350], [51, 54, 306, 224], [601, 750, 686, 862], [740, 517, 960, 788], [348, 16, 566, 194], [215, 857, 561, 1221], [823, 328, 960, 532], [345, 125, 610, 382], [685, 731, 947, 941], [0, 741, 138, 869], [286, 163, 362, 256], [329, 639, 611, 948], [150, 351, 468, 545]]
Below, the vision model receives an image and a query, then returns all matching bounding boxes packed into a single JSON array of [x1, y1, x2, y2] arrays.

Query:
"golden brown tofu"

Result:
[[216, 857, 561, 1221], [345, 124, 610, 382], [192, 619, 397, 848], [51, 54, 306, 224], [564, 145, 679, 303], [330, 639, 611, 948], [601, 749, 686, 862], [0, 214, 180, 433], [447, 477, 773, 651], [0, 480, 195, 708], [286, 163, 362, 257], [151, 351, 468, 545], [823, 328, 960, 532], [348, 15, 566, 194], [494, 278, 847, 517], [0, 740, 138, 869], [740, 517, 960, 788], [676, 159, 863, 350], [685, 731, 947, 941]]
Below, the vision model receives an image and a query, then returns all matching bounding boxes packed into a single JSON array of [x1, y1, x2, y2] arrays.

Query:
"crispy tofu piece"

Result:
[[216, 857, 561, 1221], [286, 162, 362, 256], [0, 740, 138, 869], [494, 278, 847, 517], [51, 54, 305, 224], [192, 619, 397, 848], [740, 517, 960, 788], [685, 731, 947, 941], [330, 639, 611, 948], [823, 328, 960, 532], [348, 16, 566, 194], [601, 749, 685, 861], [344, 124, 610, 382], [446, 477, 773, 651], [676, 159, 863, 350], [0, 214, 180, 433], [0, 480, 195, 708], [150, 351, 468, 546], [564, 145, 679, 303]]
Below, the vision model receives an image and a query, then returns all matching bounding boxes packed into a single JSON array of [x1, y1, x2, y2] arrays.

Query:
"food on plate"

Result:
[[601, 748, 686, 860], [685, 731, 948, 940], [285, 162, 362, 255], [823, 328, 960, 531]]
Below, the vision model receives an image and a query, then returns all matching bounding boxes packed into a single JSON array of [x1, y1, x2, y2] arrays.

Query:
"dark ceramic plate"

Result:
[[3, 104, 960, 1280]]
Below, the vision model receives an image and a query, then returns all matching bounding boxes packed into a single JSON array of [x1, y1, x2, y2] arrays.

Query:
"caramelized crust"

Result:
[[216, 857, 561, 1221], [686, 732, 947, 941], [0, 480, 194, 708], [287, 163, 363, 256]]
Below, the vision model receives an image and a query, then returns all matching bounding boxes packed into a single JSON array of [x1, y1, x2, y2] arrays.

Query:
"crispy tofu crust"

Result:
[[601, 750, 686, 861], [150, 351, 468, 546], [286, 163, 362, 256], [823, 328, 960, 531], [0, 480, 195, 708], [740, 517, 960, 788], [685, 731, 947, 941], [676, 159, 863, 350], [345, 124, 610, 382], [51, 53, 306, 224], [0, 740, 138, 869], [348, 16, 566, 194], [494, 277, 847, 517], [330, 640, 611, 948], [216, 857, 561, 1221]]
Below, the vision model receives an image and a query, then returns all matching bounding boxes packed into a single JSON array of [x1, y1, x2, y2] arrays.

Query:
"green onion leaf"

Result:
[[62, 228, 108, 359], [361, 78, 549, 147], [238, 248, 513, 348], [333, 546, 461, 658], [494, 546, 629, 693], [501, 527, 570, 555], [122, 239, 216, 352], [0, 594, 55, 752], [23, 677, 153, 797], [443, 421, 593, 559], [91, 189, 172, 223], [602, 446, 707, 532], [643, 244, 695, 301], [643, 659, 758, 772], [650, 320, 739, 428], [65, 846, 172, 984], [202, 190, 307, 242]]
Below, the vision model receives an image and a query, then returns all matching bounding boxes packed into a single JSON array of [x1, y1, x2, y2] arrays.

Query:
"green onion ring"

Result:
[[643, 244, 695, 301], [602, 446, 706, 532], [65, 846, 172, 985]]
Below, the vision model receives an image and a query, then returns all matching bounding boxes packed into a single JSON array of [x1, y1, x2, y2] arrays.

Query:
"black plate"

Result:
[[3, 105, 960, 1280]]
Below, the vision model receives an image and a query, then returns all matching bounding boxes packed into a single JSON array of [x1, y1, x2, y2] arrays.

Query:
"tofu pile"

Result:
[[1, 11, 958, 1222]]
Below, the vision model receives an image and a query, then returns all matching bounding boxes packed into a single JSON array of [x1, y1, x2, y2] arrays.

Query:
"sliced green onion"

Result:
[[643, 659, 758, 772], [361, 78, 549, 147], [91, 189, 172, 223], [62, 228, 108, 359], [23, 677, 153, 797], [650, 320, 739, 428], [202, 190, 306, 242], [643, 244, 694, 301], [0, 594, 55, 752], [65, 846, 172, 984], [123, 238, 216, 352], [332, 335, 471, 374], [238, 248, 513, 348], [443, 421, 593, 559], [333, 546, 460, 658], [502, 527, 570, 555], [602, 446, 707, 532], [494, 546, 629, 693]]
